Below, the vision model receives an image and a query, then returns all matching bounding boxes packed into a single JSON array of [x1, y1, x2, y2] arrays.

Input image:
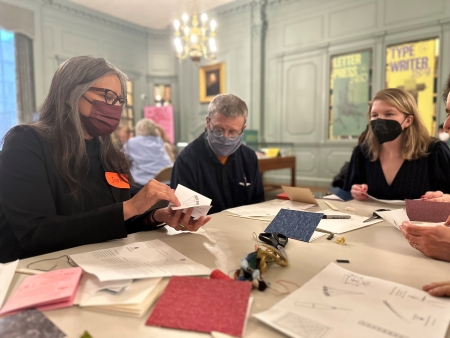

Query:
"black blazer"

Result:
[[0, 126, 155, 263]]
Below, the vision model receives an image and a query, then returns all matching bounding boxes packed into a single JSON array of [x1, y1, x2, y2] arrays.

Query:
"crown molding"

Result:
[[37, 0, 170, 38]]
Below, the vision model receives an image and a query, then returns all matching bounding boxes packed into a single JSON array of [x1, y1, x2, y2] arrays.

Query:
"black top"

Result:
[[170, 133, 264, 214], [343, 141, 450, 200], [0, 126, 155, 263]]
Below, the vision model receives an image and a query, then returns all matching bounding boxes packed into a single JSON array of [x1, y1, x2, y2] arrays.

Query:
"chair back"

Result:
[[154, 166, 173, 184]]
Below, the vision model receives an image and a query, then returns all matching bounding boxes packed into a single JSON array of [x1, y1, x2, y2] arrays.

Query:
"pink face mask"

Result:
[[79, 99, 122, 137]]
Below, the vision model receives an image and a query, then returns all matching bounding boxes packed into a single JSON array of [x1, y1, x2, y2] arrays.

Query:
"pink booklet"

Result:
[[146, 276, 253, 337], [0, 267, 83, 316], [405, 199, 450, 222]]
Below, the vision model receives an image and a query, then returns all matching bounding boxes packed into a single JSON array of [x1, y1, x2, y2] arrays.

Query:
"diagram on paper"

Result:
[[275, 312, 330, 338], [295, 302, 351, 311], [389, 286, 445, 307], [358, 320, 409, 338], [342, 273, 370, 287], [323, 286, 364, 297], [181, 195, 200, 207]]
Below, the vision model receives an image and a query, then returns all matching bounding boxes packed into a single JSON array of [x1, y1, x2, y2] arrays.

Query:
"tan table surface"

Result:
[[8, 198, 450, 338]]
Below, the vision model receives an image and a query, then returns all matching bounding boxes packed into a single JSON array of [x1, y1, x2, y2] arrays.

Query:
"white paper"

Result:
[[309, 231, 328, 242], [254, 263, 450, 338], [323, 194, 343, 201], [367, 194, 406, 205], [376, 209, 410, 229], [70, 239, 211, 282], [0, 260, 19, 308], [74, 273, 132, 305], [226, 199, 315, 217], [78, 276, 161, 307], [315, 209, 383, 234], [169, 184, 212, 220]]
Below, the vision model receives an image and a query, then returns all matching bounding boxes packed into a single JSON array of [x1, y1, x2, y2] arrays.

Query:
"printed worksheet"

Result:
[[226, 199, 315, 217], [254, 263, 450, 338], [70, 239, 211, 281]]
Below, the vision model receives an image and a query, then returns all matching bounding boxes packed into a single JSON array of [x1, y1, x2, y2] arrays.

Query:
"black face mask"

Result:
[[370, 118, 407, 144]]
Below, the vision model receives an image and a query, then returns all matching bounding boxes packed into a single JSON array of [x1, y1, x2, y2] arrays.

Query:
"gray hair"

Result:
[[135, 118, 160, 137], [32, 55, 131, 199], [207, 94, 248, 121]]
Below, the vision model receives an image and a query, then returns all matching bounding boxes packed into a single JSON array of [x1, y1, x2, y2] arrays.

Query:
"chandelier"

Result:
[[173, 13, 217, 63]]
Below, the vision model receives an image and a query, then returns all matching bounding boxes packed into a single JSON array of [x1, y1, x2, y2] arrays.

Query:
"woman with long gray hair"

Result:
[[0, 56, 210, 263]]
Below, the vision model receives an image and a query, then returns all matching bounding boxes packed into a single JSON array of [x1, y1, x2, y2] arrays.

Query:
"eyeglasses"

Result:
[[88, 87, 127, 107], [209, 120, 244, 140]]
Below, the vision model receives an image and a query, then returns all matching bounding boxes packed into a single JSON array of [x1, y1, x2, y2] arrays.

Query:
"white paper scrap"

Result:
[[169, 184, 212, 220], [0, 260, 19, 308]]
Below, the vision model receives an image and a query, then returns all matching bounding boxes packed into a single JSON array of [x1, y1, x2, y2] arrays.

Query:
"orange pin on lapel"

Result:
[[105, 172, 130, 189]]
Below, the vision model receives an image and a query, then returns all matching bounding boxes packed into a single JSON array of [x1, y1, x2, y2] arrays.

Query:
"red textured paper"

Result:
[[276, 192, 290, 200], [146, 276, 252, 337], [405, 199, 450, 222]]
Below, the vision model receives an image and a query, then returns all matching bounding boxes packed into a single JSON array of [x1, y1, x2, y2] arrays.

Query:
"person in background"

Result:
[[114, 124, 131, 148], [123, 118, 173, 195], [344, 88, 450, 201], [0, 56, 210, 263], [437, 123, 450, 147], [155, 123, 176, 162], [170, 94, 264, 214]]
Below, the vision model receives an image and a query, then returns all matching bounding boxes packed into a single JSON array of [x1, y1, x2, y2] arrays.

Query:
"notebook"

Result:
[[146, 276, 253, 337], [405, 199, 450, 222], [0, 309, 65, 337]]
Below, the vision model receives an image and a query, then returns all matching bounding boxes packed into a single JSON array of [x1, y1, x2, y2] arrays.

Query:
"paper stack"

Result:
[[0, 267, 83, 316]]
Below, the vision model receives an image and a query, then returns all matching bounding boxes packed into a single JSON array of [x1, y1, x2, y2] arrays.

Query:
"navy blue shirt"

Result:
[[343, 141, 450, 200], [171, 133, 264, 214]]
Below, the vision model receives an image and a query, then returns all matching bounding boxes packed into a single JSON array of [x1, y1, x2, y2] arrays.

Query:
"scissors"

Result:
[[363, 209, 390, 223], [258, 232, 288, 258]]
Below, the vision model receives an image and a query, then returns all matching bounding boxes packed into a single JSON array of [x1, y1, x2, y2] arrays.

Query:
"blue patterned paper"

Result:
[[264, 209, 324, 242]]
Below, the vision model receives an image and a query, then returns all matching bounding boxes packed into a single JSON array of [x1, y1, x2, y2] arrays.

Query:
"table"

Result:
[[6, 199, 450, 338], [258, 156, 296, 187]]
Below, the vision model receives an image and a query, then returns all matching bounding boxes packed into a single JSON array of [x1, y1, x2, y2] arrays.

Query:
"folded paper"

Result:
[[405, 199, 450, 223], [169, 184, 212, 220]]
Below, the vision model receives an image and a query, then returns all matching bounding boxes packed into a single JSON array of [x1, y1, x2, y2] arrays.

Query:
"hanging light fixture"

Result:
[[173, 12, 217, 63]]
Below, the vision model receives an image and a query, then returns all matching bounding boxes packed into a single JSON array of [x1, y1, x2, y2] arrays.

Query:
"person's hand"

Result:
[[400, 222, 450, 261], [154, 207, 211, 232], [423, 281, 450, 297], [350, 184, 368, 201], [123, 180, 180, 220], [421, 191, 450, 202]]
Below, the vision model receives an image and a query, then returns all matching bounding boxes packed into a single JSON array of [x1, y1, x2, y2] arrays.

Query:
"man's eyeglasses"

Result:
[[88, 87, 127, 107], [209, 120, 244, 141]]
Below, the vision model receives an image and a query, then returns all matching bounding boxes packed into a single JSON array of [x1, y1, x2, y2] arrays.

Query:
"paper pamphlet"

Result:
[[367, 194, 405, 205], [316, 209, 383, 234], [169, 184, 212, 220], [0, 267, 83, 316], [147, 276, 253, 337], [226, 199, 315, 217], [254, 263, 450, 338], [0, 260, 18, 308], [70, 239, 211, 282], [282, 186, 317, 205]]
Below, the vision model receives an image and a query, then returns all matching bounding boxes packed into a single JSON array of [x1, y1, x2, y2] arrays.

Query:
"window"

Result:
[[385, 38, 439, 134], [121, 80, 134, 134], [0, 28, 18, 143], [329, 50, 372, 140], [154, 84, 171, 106]]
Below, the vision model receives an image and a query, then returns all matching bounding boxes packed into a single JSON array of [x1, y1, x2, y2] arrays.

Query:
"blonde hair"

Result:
[[135, 118, 160, 137], [364, 88, 432, 161]]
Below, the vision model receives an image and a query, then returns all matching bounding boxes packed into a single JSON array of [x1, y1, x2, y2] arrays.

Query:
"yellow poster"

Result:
[[385, 38, 439, 133]]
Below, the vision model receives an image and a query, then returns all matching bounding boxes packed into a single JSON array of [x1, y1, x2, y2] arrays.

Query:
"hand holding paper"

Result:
[[169, 184, 212, 220]]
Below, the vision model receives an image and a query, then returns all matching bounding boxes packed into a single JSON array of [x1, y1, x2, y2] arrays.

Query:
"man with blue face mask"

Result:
[[171, 94, 264, 214]]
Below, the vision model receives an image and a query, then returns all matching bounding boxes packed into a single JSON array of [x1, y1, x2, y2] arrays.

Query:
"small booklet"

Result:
[[0, 267, 83, 316], [146, 276, 253, 337]]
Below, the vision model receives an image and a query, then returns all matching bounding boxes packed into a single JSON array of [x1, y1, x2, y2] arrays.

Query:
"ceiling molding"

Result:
[[39, 0, 170, 38]]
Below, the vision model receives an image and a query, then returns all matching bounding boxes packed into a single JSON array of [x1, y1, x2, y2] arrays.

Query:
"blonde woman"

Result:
[[343, 88, 450, 201]]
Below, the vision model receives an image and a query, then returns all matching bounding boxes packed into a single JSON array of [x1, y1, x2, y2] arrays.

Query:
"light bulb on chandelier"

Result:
[[173, 12, 217, 63]]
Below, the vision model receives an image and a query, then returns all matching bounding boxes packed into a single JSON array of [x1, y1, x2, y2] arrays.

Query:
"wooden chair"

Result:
[[153, 166, 173, 184]]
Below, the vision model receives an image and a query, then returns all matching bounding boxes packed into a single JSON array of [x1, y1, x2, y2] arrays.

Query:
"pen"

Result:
[[16, 268, 45, 275], [243, 174, 248, 186], [322, 215, 351, 219]]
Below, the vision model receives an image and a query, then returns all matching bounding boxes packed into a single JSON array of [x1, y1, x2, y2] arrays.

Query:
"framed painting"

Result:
[[199, 62, 226, 103]]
